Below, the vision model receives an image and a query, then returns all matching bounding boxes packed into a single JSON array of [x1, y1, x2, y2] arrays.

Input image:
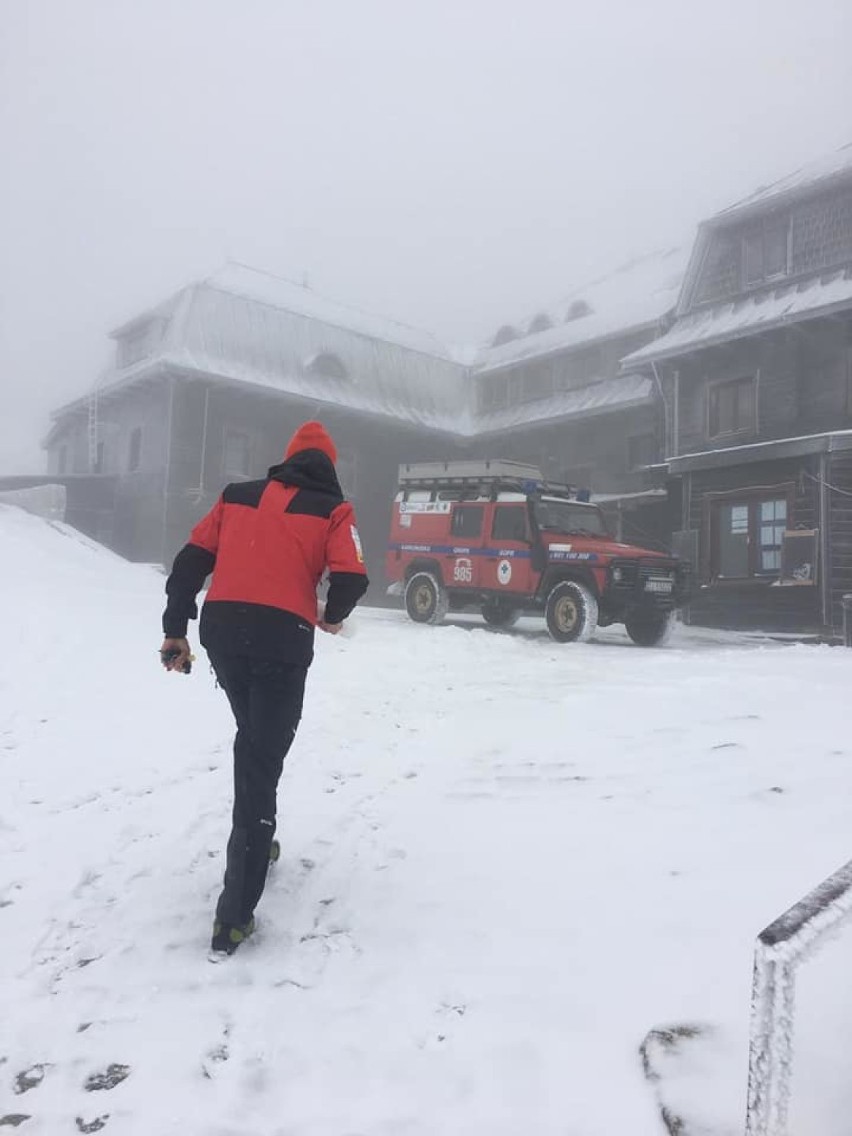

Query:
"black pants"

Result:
[[208, 652, 307, 927]]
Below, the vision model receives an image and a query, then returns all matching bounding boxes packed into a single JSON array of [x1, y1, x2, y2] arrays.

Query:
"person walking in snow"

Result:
[[160, 422, 368, 957]]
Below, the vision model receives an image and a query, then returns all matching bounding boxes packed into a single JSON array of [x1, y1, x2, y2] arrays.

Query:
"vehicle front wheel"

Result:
[[624, 608, 675, 647], [545, 580, 599, 643], [404, 572, 449, 625], [481, 601, 521, 628]]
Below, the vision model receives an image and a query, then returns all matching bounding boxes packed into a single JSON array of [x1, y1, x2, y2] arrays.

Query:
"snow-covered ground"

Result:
[[3, 503, 852, 1135]]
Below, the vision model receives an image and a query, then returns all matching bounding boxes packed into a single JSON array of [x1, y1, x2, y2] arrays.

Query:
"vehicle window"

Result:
[[492, 505, 529, 542], [533, 500, 608, 536], [451, 505, 485, 538]]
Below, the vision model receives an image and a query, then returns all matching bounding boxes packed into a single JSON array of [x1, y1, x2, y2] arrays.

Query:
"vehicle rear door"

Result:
[[486, 503, 534, 595], [446, 503, 486, 590]]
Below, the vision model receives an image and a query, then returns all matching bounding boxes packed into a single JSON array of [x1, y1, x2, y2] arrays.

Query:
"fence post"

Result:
[[843, 594, 852, 647]]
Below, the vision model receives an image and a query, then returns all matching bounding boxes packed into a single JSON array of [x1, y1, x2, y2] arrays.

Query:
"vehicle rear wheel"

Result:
[[404, 572, 449, 625], [545, 580, 599, 643], [624, 608, 675, 647], [481, 601, 521, 628]]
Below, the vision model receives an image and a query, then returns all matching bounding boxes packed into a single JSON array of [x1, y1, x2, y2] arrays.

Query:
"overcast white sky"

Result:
[[1, 0, 850, 472]]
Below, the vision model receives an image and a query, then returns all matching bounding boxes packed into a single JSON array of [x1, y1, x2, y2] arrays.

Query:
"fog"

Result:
[[1, 0, 850, 473]]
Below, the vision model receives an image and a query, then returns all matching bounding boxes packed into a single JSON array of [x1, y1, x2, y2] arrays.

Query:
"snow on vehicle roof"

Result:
[[473, 248, 686, 374]]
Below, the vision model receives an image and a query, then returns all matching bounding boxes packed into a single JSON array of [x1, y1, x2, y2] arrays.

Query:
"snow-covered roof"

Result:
[[55, 258, 672, 434], [623, 267, 852, 365], [474, 374, 654, 435], [112, 262, 455, 361], [473, 248, 686, 375], [712, 141, 852, 225], [86, 266, 470, 432]]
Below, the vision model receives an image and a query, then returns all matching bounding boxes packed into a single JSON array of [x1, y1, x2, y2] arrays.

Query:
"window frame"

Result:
[[491, 504, 531, 543], [222, 428, 252, 479], [128, 426, 143, 473], [741, 220, 790, 288], [707, 487, 793, 581], [707, 375, 757, 440], [519, 363, 553, 405], [480, 374, 510, 414], [336, 449, 357, 498], [450, 504, 485, 540], [627, 433, 657, 470]]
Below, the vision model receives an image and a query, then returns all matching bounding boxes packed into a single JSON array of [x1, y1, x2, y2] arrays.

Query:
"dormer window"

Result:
[[305, 352, 348, 381], [528, 313, 553, 335], [565, 299, 592, 321], [492, 325, 519, 348], [117, 318, 160, 369], [743, 221, 789, 285]]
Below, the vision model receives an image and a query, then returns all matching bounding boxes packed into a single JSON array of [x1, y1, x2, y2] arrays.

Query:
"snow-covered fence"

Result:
[[0, 483, 66, 522], [745, 857, 852, 1136]]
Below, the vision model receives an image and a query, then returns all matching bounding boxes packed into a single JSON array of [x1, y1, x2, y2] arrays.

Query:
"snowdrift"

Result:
[[2, 504, 852, 1134]]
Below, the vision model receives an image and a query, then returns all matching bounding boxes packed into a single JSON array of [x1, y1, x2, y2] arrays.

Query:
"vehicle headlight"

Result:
[[612, 566, 623, 582]]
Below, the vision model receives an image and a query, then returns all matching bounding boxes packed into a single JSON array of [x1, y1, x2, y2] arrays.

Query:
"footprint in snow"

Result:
[[75, 1116, 109, 1134], [13, 1064, 48, 1094], [84, 1064, 130, 1092], [201, 1042, 230, 1080]]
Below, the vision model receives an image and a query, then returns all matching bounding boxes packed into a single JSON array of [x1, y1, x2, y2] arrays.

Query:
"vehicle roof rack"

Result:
[[397, 460, 585, 501], [398, 460, 544, 484]]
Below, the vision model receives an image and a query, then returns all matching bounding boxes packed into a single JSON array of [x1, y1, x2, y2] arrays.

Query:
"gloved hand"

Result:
[[160, 637, 194, 674]]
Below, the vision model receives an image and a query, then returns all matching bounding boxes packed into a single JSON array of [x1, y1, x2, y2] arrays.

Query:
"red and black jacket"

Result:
[[163, 450, 369, 666]]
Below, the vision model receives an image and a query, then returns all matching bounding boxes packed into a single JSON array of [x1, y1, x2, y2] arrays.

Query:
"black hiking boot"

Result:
[[209, 916, 256, 959]]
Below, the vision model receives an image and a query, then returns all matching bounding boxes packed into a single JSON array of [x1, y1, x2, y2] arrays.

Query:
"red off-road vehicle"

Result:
[[386, 460, 688, 646]]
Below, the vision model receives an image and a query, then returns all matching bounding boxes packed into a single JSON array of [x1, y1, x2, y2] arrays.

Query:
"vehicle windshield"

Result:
[[533, 499, 609, 537]]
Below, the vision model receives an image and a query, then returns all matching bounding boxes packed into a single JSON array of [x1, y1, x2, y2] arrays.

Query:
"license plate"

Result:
[[645, 578, 673, 593]]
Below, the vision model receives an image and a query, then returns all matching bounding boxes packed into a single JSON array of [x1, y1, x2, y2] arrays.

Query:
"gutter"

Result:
[[624, 288, 852, 368], [667, 429, 852, 474], [473, 317, 660, 377]]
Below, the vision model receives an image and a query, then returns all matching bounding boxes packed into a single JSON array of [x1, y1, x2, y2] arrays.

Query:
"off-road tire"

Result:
[[545, 580, 599, 643], [404, 572, 449, 625], [481, 601, 521, 628], [624, 608, 675, 647]]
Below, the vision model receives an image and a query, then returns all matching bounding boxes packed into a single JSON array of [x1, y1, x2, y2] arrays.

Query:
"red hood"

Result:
[[542, 533, 671, 560]]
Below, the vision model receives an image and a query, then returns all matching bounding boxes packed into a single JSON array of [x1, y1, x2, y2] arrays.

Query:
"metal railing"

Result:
[[746, 857, 852, 1135]]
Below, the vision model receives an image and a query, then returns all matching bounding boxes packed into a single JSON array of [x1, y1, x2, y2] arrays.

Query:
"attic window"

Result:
[[305, 352, 348, 381], [565, 299, 592, 321], [492, 325, 519, 348], [528, 313, 553, 334], [743, 222, 789, 285], [118, 319, 157, 368]]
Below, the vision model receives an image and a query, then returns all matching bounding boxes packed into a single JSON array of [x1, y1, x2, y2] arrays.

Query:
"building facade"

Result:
[[36, 253, 685, 589], [26, 142, 852, 634], [625, 143, 852, 633]]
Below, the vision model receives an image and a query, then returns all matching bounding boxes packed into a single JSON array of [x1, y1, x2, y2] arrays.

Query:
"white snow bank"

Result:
[[2, 506, 852, 1134]]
